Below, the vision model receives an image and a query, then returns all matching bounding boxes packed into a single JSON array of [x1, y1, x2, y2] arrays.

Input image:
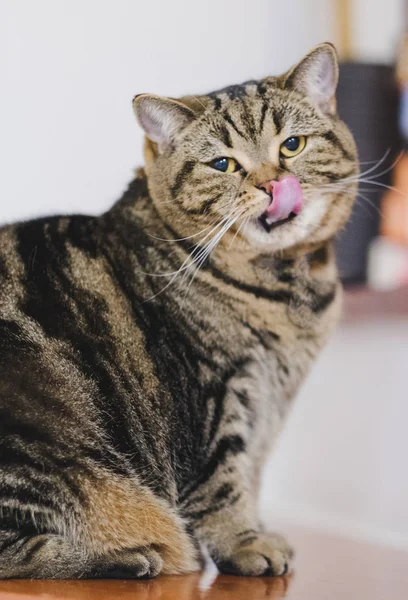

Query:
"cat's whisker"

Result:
[[318, 150, 403, 192], [312, 181, 386, 218], [181, 237, 219, 299], [340, 147, 392, 182], [146, 218, 220, 243], [144, 209, 241, 301], [310, 182, 371, 194], [184, 211, 243, 280], [359, 158, 389, 165], [224, 173, 251, 252], [321, 177, 408, 198], [353, 178, 408, 196], [141, 215, 231, 278], [349, 151, 404, 185], [180, 172, 250, 295], [228, 215, 249, 250], [181, 212, 243, 303], [181, 210, 244, 280], [141, 235, 223, 301], [303, 149, 396, 195], [354, 192, 384, 217], [191, 95, 207, 111]]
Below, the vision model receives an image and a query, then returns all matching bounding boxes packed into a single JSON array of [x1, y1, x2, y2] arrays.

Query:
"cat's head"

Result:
[[133, 43, 358, 255]]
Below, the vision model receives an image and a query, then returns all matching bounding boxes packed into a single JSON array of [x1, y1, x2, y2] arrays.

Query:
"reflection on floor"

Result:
[[0, 526, 407, 599]]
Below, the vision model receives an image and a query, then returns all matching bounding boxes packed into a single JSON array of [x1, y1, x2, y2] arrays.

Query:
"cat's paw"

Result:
[[216, 532, 293, 577], [93, 546, 164, 579]]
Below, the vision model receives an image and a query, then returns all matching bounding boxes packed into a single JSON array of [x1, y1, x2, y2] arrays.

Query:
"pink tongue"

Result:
[[266, 175, 303, 222]]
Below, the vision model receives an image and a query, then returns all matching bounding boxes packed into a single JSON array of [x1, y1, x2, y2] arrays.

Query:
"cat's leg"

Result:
[[182, 387, 293, 577], [184, 468, 292, 577]]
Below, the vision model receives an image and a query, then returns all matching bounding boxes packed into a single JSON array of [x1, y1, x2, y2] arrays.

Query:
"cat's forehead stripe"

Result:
[[223, 112, 247, 140], [218, 125, 233, 149], [258, 102, 268, 134], [209, 80, 259, 101], [321, 131, 355, 163], [271, 109, 282, 135]]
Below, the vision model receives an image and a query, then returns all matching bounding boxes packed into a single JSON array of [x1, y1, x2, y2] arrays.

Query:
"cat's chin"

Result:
[[240, 191, 331, 253], [241, 215, 304, 252], [257, 211, 298, 233]]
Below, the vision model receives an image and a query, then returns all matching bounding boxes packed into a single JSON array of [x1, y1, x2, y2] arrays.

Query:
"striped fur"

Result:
[[0, 44, 358, 578]]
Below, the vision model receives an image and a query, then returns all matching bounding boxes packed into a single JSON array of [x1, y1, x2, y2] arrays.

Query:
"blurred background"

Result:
[[1, 0, 408, 551]]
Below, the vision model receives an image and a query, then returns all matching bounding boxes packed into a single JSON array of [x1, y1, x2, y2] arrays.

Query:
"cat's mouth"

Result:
[[254, 175, 303, 234], [257, 211, 297, 233]]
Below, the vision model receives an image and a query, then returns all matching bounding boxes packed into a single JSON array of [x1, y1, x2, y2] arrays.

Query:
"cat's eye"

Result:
[[280, 136, 307, 158], [210, 157, 241, 173]]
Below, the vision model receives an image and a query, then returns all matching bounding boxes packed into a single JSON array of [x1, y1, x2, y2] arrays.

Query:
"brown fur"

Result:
[[81, 475, 198, 574]]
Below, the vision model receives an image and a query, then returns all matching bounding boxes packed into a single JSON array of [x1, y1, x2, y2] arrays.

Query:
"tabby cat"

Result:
[[0, 43, 358, 579]]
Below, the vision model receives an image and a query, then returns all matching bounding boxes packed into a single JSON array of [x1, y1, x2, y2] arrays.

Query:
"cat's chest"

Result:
[[236, 333, 320, 406], [220, 334, 321, 464], [225, 283, 342, 408]]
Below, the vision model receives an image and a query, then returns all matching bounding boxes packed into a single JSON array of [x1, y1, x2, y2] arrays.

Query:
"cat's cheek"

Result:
[[298, 193, 330, 234]]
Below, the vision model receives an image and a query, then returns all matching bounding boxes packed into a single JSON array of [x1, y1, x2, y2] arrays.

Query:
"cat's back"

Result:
[[0, 213, 107, 363], [0, 212, 101, 301], [1, 210, 125, 326], [0, 214, 108, 500], [0, 210, 138, 386], [0, 212, 113, 419], [0, 211, 163, 458]]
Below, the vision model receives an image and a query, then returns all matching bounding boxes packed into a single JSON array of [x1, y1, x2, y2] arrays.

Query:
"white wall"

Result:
[[0, 0, 334, 223], [261, 317, 408, 549], [350, 0, 405, 64]]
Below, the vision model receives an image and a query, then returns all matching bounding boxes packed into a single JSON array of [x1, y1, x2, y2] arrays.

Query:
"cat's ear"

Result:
[[132, 94, 195, 151], [284, 43, 339, 115]]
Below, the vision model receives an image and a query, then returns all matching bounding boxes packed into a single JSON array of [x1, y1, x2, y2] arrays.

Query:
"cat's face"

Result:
[[133, 43, 358, 254]]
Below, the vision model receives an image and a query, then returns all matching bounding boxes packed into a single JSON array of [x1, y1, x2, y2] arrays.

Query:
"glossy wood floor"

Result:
[[0, 526, 407, 599]]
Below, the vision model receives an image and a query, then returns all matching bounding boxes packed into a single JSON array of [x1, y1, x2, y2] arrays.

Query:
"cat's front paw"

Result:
[[216, 532, 293, 577]]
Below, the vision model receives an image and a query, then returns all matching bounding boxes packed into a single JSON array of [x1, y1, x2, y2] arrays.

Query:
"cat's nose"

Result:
[[258, 180, 277, 197]]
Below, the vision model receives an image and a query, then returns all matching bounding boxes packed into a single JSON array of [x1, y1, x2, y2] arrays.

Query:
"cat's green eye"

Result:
[[210, 157, 241, 173], [280, 136, 307, 158]]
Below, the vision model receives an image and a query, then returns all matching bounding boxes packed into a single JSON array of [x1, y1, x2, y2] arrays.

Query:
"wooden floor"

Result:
[[0, 527, 407, 599]]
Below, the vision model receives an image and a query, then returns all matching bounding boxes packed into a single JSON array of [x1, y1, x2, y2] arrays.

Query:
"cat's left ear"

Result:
[[284, 43, 339, 115], [133, 94, 195, 152]]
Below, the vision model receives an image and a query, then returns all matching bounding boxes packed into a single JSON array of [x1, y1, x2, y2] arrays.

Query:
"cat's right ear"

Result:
[[132, 94, 195, 152], [284, 43, 339, 115]]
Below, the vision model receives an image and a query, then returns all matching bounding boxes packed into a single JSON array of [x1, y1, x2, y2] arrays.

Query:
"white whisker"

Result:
[[141, 216, 231, 278], [181, 212, 243, 303], [228, 215, 249, 249], [143, 210, 240, 301], [354, 178, 408, 196], [341, 148, 392, 182], [355, 151, 403, 183], [145, 170, 250, 303], [354, 192, 383, 217], [146, 218, 219, 243], [317, 150, 403, 194], [191, 95, 207, 111], [319, 177, 407, 198]]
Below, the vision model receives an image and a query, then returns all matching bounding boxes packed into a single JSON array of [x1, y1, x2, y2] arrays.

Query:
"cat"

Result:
[[0, 43, 358, 579]]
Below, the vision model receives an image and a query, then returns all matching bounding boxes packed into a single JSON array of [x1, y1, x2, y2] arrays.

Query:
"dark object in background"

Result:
[[335, 63, 401, 285]]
